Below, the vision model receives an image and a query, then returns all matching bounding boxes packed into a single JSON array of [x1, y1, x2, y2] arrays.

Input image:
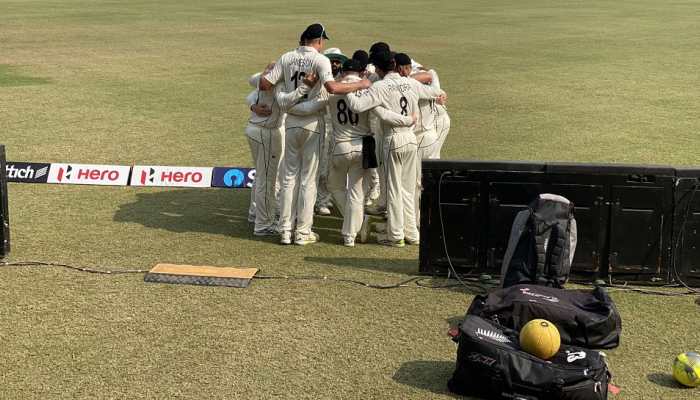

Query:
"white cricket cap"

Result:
[[324, 47, 344, 56]]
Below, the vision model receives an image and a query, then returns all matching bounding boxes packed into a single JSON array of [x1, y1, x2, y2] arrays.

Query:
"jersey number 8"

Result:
[[399, 96, 408, 116]]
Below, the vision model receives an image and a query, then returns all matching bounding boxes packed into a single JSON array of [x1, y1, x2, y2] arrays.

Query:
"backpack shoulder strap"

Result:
[[500, 209, 532, 287]]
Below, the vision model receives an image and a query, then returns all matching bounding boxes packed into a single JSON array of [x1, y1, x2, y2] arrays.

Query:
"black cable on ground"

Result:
[[254, 274, 424, 289], [669, 180, 700, 295], [1, 260, 696, 297], [0, 260, 488, 291], [438, 171, 480, 290], [1, 260, 149, 274], [569, 279, 699, 297]]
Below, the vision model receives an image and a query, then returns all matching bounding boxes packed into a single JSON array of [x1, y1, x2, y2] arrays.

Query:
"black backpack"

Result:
[[467, 284, 621, 349], [449, 315, 610, 400], [500, 194, 577, 289]]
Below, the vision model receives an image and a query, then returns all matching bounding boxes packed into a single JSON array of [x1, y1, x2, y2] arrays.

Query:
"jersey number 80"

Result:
[[337, 99, 359, 126]]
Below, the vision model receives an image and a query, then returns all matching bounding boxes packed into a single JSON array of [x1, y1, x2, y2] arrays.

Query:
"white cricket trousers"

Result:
[[434, 112, 451, 158], [327, 146, 365, 239], [414, 128, 440, 229], [384, 132, 419, 242], [246, 124, 283, 232], [277, 126, 321, 236], [316, 120, 333, 208], [375, 131, 388, 210]]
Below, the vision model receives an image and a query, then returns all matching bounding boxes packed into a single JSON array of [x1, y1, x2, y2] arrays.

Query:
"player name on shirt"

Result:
[[291, 58, 313, 69], [386, 82, 412, 93]]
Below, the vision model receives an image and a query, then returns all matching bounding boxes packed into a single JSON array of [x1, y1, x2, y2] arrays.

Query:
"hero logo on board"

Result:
[[130, 166, 213, 188], [47, 163, 131, 186]]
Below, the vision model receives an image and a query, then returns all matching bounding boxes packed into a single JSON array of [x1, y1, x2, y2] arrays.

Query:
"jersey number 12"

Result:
[[291, 71, 308, 99]]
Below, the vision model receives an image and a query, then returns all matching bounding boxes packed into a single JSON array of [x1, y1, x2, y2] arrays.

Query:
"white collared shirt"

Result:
[[264, 46, 334, 133]]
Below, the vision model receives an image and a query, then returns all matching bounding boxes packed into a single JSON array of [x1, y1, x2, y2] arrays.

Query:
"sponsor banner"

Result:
[[131, 165, 213, 188], [211, 167, 255, 188], [5, 162, 51, 183], [47, 163, 131, 186]]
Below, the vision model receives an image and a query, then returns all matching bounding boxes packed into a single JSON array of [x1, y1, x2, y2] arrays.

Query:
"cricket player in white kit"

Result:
[[245, 63, 286, 235], [346, 51, 445, 247], [395, 58, 447, 228], [287, 58, 416, 247], [259, 23, 370, 245]]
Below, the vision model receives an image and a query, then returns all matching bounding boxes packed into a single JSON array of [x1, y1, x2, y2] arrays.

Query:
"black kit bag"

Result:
[[501, 194, 577, 289], [362, 135, 378, 169], [468, 284, 621, 349], [449, 315, 610, 400]]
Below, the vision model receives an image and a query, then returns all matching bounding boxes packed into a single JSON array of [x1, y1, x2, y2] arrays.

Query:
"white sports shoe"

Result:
[[295, 231, 320, 246], [343, 236, 355, 247], [316, 206, 331, 216], [280, 231, 292, 245]]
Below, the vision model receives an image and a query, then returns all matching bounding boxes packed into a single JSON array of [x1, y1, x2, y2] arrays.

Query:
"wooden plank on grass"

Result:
[[149, 263, 258, 279]]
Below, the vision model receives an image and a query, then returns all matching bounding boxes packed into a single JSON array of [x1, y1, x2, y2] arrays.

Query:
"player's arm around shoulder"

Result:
[[321, 58, 371, 95], [409, 75, 445, 101], [288, 88, 330, 116], [345, 82, 383, 113], [372, 106, 416, 127], [259, 54, 286, 91]]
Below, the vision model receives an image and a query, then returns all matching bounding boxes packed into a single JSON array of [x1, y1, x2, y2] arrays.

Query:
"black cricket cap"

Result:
[[301, 23, 329, 41], [394, 53, 412, 67], [369, 42, 390, 55], [342, 58, 363, 73], [372, 50, 394, 72], [352, 50, 369, 70]]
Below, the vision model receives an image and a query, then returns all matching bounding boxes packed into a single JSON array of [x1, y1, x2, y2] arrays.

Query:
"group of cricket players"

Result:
[[244, 23, 450, 247]]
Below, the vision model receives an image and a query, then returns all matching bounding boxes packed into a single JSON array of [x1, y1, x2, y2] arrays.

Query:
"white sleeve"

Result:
[[316, 57, 334, 85], [288, 92, 330, 116], [411, 59, 423, 72], [346, 87, 383, 113], [263, 55, 284, 86], [275, 85, 311, 111], [428, 69, 441, 90], [246, 90, 258, 107], [372, 106, 414, 127], [249, 73, 261, 89], [409, 78, 444, 101]]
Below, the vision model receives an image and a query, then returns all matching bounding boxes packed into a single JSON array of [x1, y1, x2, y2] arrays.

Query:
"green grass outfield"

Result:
[[2, 0, 699, 398]]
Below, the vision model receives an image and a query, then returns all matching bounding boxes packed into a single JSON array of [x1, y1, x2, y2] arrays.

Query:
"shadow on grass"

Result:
[[392, 360, 460, 398], [113, 188, 253, 238], [647, 372, 686, 389], [309, 214, 343, 243]]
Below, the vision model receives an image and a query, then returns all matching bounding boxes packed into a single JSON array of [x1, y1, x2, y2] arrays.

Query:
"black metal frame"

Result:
[[0, 145, 10, 258], [419, 160, 695, 286]]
